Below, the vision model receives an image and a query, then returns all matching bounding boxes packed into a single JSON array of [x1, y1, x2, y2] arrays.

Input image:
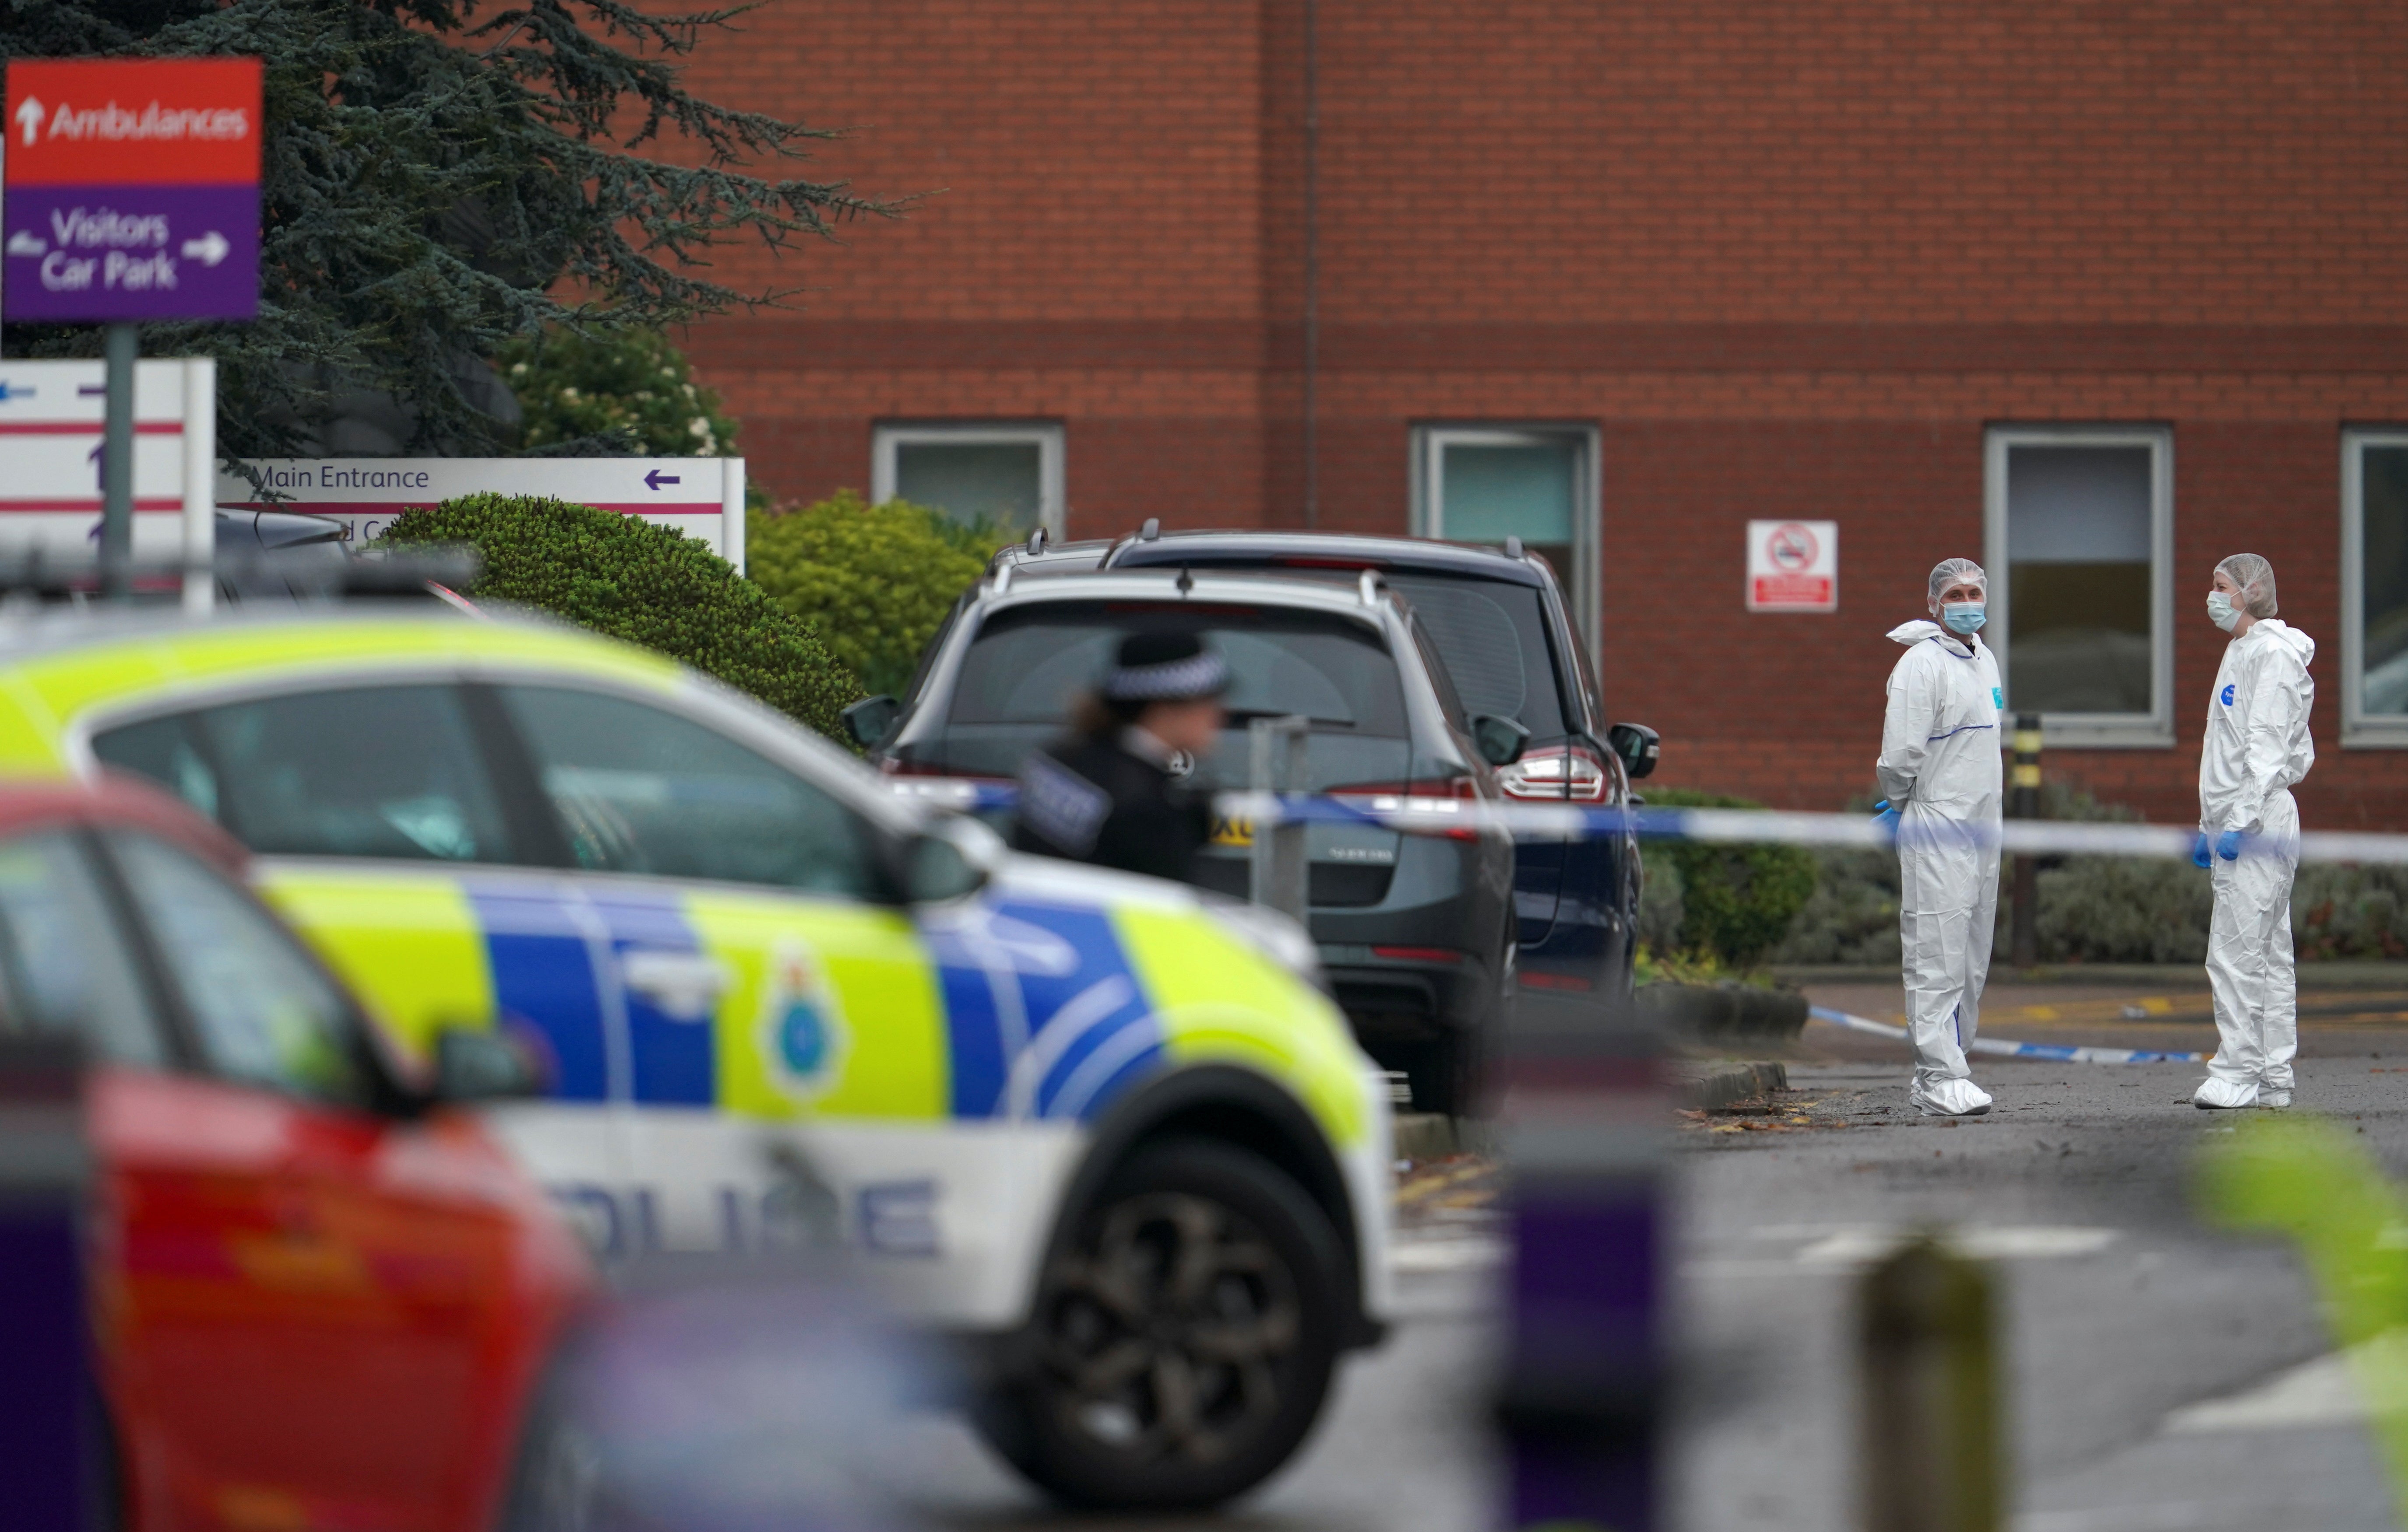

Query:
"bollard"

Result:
[[1498, 987, 1663, 1530], [1248, 713, 1311, 922], [2007, 713, 2041, 970], [1859, 1235, 2003, 1532], [0, 1034, 93, 1532]]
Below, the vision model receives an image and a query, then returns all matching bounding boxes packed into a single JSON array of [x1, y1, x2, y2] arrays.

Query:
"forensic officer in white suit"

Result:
[[1873, 557, 2004, 1118], [2191, 553, 2315, 1111]]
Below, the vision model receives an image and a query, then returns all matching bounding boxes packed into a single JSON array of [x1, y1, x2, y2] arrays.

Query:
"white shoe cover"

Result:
[[2193, 1076, 2259, 1110], [1910, 1077, 1993, 1117], [2257, 1090, 2292, 1109]]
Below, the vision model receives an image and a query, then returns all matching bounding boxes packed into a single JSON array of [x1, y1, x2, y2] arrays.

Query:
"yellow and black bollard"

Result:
[[1859, 1235, 2004, 1532], [2007, 713, 2042, 970]]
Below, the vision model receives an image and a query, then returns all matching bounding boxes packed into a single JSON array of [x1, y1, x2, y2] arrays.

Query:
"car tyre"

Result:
[[975, 1138, 1345, 1510], [1403, 1029, 1483, 1118], [499, 1371, 604, 1532]]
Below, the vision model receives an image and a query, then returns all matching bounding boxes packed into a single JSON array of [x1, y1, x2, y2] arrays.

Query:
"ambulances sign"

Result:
[[1746, 518, 1838, 613], [3, 58, 262, 322]]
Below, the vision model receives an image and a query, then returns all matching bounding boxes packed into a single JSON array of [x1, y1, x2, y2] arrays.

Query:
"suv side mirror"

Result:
[[431, 1026, 546, 1102], [1471, 713, 1531, 768], [898, 814, 1004, 904], [842, 694, 901, 750], [1606, 722, 1661, 780]]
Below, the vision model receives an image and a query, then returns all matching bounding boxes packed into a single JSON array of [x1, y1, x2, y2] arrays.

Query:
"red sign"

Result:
[[1745, 518, 1839, 612], [4, 58, 261, 186]]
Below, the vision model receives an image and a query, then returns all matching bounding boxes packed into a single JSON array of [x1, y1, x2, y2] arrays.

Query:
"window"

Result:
[[107, 831, 368, 1107], [1983, 426, 2173, 745], [0, 831, 166, 1067], [931, 603, 1413, 792], [92, 685, 514, 863], [497, 686, 879, 896], [1411, 426, 1599, 653], [874, 423, 1064, 539], [2344, 431, 2408, 745]]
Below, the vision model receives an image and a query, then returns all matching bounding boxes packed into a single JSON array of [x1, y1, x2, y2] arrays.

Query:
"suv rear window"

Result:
[[1125, 561, 1571, 742], [932, 602, 1412, 791]]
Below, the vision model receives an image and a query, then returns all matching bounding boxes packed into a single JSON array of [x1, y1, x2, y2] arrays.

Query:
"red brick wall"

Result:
[[667, 1, 2408, 827]]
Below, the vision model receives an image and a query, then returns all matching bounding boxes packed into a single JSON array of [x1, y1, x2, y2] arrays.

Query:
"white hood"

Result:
[[2255, 618, 2316, 667], [1888, 619, 1943, 645]]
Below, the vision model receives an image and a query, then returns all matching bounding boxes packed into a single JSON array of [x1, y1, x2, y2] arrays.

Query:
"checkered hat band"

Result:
[[1102, 651, 1228, 701]]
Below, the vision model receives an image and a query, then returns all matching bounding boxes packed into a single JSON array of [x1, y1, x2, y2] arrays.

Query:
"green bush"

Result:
[[500, 324, 742, 459], [1641, 788, 1817, 966], [747, 490, 1007, 699], [382, 494, 860, 740]]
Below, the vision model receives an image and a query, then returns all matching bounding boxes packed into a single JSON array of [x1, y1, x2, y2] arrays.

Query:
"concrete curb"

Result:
[[1674, 1060, 1789, 1110]]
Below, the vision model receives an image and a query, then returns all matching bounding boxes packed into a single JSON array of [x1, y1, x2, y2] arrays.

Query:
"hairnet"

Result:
[[1927, 557, 1988, 609], [2216, 553, 2278, 619]]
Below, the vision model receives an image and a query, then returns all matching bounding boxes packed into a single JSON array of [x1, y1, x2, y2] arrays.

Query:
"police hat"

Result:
[[1102, 630, 1229, 703]]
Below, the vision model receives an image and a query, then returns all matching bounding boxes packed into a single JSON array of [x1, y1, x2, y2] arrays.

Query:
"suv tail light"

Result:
[[1495, 743, 1610, 803], [1328, 776, 1480, 839]]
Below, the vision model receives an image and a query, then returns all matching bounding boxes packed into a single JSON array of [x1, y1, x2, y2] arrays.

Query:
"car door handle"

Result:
[[620, 949, 729, 1021]]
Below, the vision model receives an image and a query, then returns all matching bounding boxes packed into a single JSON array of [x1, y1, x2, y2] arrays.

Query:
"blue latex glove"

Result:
[[2217, 829, 2245, 862], [2191, 833, 2212, 869], [1871, 800, 1901, 841]]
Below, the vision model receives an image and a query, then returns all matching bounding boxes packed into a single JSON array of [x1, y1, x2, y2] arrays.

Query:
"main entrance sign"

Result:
[[218, 456, 750, 573]]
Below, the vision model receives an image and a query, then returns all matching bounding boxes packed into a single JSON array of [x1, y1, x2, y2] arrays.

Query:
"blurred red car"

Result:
[[0, 778, 594, 1531]]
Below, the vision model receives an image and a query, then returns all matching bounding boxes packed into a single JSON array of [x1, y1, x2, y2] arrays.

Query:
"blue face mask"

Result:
[[1942, 602, 1986, 635]]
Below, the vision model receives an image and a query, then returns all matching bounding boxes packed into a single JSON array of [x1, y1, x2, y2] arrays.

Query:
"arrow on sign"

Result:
[[180, 232, 230, 267], [14, 98, 42, 147], [644, 469, 682, 491]]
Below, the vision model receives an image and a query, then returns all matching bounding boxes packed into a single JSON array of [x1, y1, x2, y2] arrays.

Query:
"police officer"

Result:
[[1011, 630, 1228, 884]]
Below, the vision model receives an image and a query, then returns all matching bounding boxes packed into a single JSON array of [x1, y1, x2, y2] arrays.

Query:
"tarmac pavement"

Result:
[[857, 979, 2408, 1531]]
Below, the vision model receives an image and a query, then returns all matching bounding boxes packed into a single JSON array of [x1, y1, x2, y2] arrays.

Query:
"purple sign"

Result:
[[2, 183, 258, 322]]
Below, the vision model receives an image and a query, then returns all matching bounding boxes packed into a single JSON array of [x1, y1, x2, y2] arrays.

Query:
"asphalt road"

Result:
[[854, 986, 2408, 1532]]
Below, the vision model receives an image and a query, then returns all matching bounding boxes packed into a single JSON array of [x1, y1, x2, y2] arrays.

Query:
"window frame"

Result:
[[2342, 428, 2408, 747], [1982, 423, 2176, 748], [1408, 424, 1602, 662], [872, 421, 1066, 538]]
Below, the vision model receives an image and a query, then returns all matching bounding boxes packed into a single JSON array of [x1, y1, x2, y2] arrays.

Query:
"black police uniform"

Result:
[[1009, 631, 1225, 886]]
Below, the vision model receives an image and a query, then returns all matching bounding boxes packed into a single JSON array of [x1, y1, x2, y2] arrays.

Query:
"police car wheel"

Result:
[[982, 1138, 1345, 1509]]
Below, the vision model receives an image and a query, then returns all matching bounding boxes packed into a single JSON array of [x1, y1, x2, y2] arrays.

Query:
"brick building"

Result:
[[676, 2, 2408, 827]]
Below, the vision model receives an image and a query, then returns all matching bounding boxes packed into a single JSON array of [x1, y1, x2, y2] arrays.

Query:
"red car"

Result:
[[0, 779, 594, 1531]]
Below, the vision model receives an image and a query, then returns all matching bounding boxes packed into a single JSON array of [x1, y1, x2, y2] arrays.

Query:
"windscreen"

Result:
[[931, 602, 1413, 791], [1116, 560, 1571, 741]]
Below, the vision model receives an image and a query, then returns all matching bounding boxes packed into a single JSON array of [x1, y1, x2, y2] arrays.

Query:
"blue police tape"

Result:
[[1807, 1005, 2207, 1064], [889, 779, 2408, 867]]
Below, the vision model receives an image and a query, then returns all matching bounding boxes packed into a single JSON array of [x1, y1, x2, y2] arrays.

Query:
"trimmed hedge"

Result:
[[1641, 787, 1818, 966], [383, 493, 860, 740], [746, 490, 1004, 699]]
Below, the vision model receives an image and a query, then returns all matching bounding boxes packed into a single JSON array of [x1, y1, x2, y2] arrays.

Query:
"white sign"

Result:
[[0, 356, 217, 600], [1746, 518, 1838, 613], [218, 455, 748, 574]]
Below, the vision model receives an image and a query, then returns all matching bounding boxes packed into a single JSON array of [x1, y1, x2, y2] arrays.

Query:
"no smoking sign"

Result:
[[1746, 518, 1838, 613]]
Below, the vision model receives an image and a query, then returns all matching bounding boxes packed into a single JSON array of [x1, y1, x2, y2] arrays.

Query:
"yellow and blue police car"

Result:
[[0, 601, 1394, 1510]]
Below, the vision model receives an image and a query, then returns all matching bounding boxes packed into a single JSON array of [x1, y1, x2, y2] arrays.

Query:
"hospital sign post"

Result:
[[3, 57, 262, 599]]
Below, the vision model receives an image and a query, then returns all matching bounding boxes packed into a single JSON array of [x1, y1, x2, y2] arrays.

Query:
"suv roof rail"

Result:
[[1139, 517, 1161, 541], [992, 561, 1015, 596], [1358, 568, 1385, 606], [1503, 535, 1524, 560], [1026, 526, 1047, 554]]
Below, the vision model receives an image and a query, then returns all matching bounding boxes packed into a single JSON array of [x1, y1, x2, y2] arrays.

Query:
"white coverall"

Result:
[[1876, 620, 2003, 1088], [2198, 619, 2316, 1093]]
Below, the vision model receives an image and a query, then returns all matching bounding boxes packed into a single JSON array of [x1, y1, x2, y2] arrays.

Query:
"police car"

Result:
[[0, 605, 1394, 1510]]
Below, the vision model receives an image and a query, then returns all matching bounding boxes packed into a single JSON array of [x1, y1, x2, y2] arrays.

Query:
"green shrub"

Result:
[[1641, 788, 1817, 966], [747, 490, 1007, 699], [382, 493, 859, 740], [500, 324, 742, 460], [2295, 866, 2408, 960]]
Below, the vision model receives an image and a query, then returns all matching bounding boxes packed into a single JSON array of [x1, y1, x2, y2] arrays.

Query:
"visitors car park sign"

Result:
[[3, 57, 261, 322], [218, 456, 750, 573], [1746, 518, 1838, 613]]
